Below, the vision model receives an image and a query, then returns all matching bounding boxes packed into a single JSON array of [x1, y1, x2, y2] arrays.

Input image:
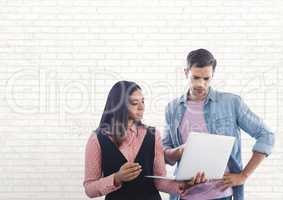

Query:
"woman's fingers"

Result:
[[200, 172, 207, 183], [118, 162, 142, 182], [190, 174, 196, 184], [121, 162, 141, 174], [123, 165, 142, 175], [124, 168, 142, 181], [195, 172, 202, 184], [121, 163, 142, 180], [192, 171, 207, 184], [122, 162, 140, 170]]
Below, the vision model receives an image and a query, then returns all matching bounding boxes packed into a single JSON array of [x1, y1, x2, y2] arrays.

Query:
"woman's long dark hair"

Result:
[[96, 81, 142, 146]]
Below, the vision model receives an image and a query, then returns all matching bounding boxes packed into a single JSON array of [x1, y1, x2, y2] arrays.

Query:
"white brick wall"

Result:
[[0, 0, 283, 199]]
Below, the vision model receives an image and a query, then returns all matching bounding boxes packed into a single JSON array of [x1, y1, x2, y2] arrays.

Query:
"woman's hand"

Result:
[[114, 162, 142, 186], [178, 172, 208, 193]]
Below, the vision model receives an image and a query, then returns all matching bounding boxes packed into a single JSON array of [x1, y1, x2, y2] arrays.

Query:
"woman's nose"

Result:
[[138, 103, 144, 110]]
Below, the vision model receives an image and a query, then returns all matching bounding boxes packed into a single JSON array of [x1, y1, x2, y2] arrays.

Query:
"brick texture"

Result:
[[0, 0, 283, 199]]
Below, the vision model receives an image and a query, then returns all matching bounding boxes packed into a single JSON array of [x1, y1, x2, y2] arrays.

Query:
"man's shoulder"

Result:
[[214, 89, 241, 102], [165, 96, 185, 115], [167, 95, 184, 107], [166, 90, 243, 108]]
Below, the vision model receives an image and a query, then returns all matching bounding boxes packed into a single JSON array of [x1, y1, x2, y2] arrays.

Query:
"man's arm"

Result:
[[235, 95, 275, 156], [222, 96, 275, 189], [162, 103, 184, 165], [164, 146, 185, 165], [222, 151, 266, 189]]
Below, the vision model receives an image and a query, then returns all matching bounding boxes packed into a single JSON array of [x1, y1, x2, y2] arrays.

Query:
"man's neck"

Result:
[[187, 91, 207, 102]]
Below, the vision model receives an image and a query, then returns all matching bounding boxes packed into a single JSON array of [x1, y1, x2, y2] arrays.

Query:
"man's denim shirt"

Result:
[[162, 87, 275, 200]]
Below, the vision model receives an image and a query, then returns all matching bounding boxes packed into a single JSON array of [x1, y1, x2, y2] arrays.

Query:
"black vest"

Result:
[[97, 127, 162, 200]]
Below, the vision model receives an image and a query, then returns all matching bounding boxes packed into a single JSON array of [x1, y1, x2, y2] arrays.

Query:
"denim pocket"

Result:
[[213, 116, 234, 135]]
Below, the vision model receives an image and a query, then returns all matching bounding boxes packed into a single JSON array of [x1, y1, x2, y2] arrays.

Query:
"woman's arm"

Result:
[[153, 130, 207, 196], [153, 129, 181, 195], [83, 134, 121, 198]]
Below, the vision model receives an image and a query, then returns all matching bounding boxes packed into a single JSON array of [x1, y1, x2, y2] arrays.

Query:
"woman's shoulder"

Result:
[[140, 124, 161, 137], [86, 130, 99, 143]]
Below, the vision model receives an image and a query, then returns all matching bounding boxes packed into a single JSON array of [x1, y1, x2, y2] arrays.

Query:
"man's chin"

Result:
[[192, 93, 206, 100]]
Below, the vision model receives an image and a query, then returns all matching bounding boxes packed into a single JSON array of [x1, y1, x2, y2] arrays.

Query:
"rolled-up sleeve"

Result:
[[162, 103, 179, 165], [235, 95, 275, 155], [162, 103, 174, 150]]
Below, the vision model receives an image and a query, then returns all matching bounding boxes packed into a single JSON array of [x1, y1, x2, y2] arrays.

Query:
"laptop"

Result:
[[146, 132, 235, 181]]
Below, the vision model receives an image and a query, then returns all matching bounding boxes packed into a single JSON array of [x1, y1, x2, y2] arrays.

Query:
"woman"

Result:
[[83, 81, 206, 200]]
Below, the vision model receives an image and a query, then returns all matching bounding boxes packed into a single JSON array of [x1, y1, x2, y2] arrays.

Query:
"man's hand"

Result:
[[169, 145, 185, 162], [179, 172, 208, 193], [114, 162, 142, 186], [221, 172, 248, 191]]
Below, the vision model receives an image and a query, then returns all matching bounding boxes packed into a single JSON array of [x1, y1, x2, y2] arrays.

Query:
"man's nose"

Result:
[[195, 78, 206, 86]]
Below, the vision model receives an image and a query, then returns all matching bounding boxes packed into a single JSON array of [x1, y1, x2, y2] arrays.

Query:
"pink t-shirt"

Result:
[[179, 100, 233, 200]]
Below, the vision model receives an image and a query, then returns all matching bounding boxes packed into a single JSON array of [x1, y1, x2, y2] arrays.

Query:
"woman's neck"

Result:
[[128, 119, 134, 128]]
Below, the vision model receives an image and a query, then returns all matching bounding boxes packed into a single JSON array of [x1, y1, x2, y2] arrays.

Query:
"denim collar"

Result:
[[179, 87, 216, 105]]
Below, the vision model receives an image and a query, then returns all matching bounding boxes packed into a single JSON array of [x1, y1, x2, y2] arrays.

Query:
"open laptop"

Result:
[[146, 132, 235, 181]]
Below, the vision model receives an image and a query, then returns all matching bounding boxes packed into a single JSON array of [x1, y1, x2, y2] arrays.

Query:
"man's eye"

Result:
[[204, 78, 210, 81]]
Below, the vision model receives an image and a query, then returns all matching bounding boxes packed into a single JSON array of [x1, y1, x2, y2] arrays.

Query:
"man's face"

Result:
[[184, 65, 214, 101]]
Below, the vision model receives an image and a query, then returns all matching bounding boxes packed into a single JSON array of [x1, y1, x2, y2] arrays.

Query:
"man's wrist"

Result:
[[240, 171, 249, 180], [165, 148, 179, 162]]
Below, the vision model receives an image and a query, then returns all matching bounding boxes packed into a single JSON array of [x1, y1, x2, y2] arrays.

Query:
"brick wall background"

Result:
[[0, 0, 283, 199]]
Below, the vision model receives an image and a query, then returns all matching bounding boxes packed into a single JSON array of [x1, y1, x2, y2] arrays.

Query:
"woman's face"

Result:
[[128, 89, 145, 122]]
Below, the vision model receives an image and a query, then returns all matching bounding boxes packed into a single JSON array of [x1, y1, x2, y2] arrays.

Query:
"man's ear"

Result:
[[184, 68, 189, 79]]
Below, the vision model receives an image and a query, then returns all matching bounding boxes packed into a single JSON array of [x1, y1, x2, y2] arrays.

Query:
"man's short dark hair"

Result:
[[187, 49, 217, 71]]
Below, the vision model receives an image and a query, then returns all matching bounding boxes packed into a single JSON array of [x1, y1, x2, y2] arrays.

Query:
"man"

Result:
[[162, 49, 275, 200]]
